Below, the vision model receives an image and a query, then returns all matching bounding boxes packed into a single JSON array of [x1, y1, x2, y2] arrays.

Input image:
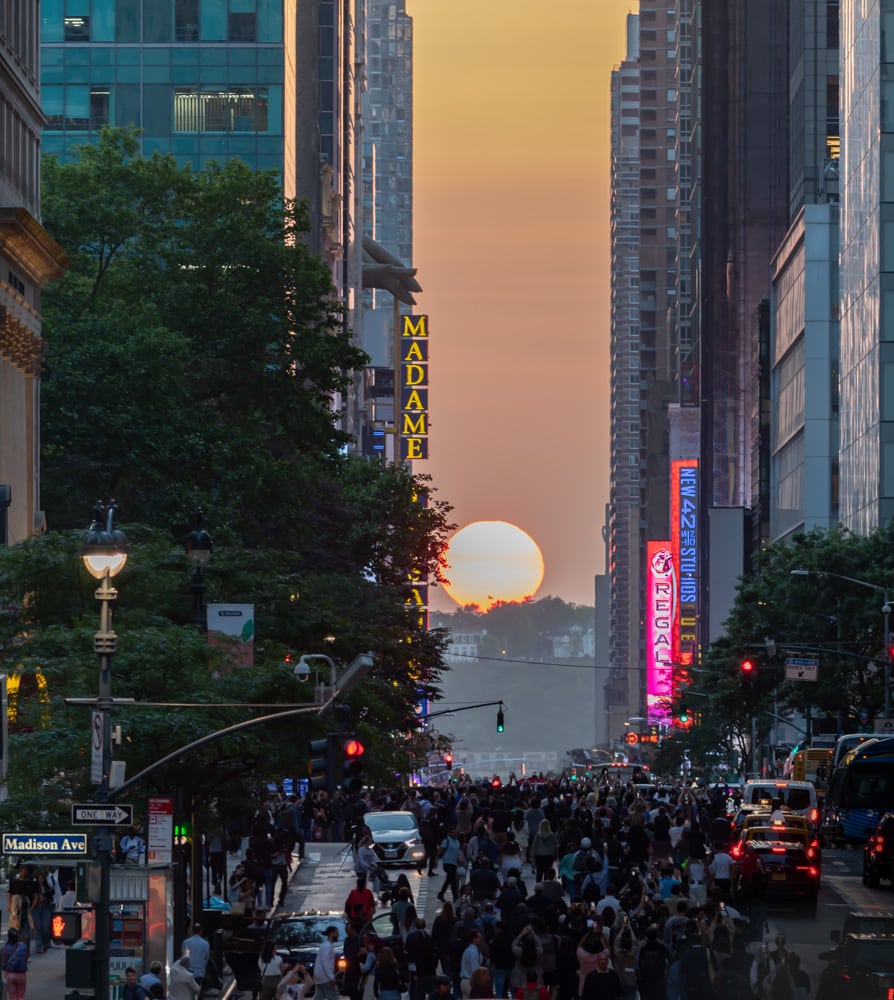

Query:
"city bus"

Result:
[[822, 737, 894, 844]]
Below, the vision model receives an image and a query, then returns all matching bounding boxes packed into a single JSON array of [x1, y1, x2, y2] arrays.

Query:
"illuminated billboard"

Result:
[[670, 459, 698, 726], [400, 314, 430, 460], [646, 541, 675, 725]]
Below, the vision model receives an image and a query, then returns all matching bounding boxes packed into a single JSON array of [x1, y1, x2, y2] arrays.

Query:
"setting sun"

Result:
[[443, 520, 545, 611]]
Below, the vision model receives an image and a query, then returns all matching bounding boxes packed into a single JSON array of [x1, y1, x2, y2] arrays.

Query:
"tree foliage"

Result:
[[0, 128, 457, 831], [682, 524, 894, 772]]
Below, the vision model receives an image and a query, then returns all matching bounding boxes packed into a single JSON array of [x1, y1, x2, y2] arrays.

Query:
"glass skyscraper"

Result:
[[40, 0, 286, 175]]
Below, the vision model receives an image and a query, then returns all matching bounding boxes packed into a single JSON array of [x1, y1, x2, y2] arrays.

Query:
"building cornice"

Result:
[[0, 207, 70, 286]]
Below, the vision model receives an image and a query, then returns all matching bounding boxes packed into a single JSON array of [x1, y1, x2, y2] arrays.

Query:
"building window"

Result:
[[229, 12, 257, 41], [174, 88, 268, 132], [64, 15, 90, 41], [176, 0, 199, 41], [90, 88, 110, 128]]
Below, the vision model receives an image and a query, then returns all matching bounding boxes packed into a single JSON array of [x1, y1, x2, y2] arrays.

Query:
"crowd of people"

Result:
[[309, 774, 813, 1000]]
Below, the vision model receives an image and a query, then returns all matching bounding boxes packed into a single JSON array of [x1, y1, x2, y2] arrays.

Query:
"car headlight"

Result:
[[406, 837, 422, 846]]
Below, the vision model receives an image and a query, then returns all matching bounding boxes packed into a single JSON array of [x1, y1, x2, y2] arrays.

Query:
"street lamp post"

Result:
[[81, 500, 128, 1000], [185, 508, 212, 633], [791, 569, 891, 721], [184, 509, 212, 931]]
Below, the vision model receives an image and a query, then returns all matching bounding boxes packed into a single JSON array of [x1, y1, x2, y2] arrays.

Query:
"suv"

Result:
[[863, 813, 894, 888], [364, 811, 427, 869], [741, 779, 820, 827], [817, 933, 894, 999], [828, 910, 894, 949]]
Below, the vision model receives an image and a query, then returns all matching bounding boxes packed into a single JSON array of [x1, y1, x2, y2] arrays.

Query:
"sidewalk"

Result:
[[12, 858, 304, 1000]]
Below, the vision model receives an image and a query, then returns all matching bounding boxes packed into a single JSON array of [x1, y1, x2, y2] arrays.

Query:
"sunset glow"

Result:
[[443, 520, 545, 611]]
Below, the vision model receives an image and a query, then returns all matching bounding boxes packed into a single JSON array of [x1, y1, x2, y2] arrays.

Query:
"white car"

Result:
[[364, 811, 427, 869]]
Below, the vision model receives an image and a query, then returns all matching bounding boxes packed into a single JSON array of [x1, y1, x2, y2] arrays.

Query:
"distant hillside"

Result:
[[430, 596, 595, 661]]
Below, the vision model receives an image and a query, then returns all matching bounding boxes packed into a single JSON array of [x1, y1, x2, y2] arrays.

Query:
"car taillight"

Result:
[[875, 836, 885, 854], [771, 847, 786, 853], [810, 808, 818, 823], [807, 846, 816, 859], [731, 844, 742, 858]]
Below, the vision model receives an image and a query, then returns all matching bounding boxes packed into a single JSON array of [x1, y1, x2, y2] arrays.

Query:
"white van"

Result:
[[741, 779, 820, 826]]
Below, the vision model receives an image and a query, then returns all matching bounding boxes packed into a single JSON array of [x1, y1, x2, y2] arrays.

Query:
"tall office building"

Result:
[[839, 1, 894, 531], [767, 0, 841, 544], [607, 14, 640, 739], [0, 3, 68, 543]]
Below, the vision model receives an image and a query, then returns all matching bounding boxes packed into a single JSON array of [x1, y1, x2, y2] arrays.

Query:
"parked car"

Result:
[[828, 910, 894, 949], [817, 933, 894, 999], [863, 812, 894, 888], [364, 811, 427, 870]]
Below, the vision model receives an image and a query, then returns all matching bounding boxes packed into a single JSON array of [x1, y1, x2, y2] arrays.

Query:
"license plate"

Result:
[[384, 850, 398, 857], [771, 873, 786, 881]]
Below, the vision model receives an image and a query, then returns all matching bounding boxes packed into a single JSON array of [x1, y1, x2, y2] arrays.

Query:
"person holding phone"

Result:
[[278, 962, 309, 1000]]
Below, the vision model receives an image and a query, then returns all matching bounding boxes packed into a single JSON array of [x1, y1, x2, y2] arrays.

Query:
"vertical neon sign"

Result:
[[646, 541, 675, 725], [670, 459, 698, 726]]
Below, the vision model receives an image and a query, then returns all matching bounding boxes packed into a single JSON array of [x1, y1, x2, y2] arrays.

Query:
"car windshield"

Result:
[[366, 814, 417, 833], [272, 917, 346, 946]]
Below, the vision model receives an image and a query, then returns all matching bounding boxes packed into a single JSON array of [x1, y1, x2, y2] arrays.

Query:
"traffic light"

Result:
[[51, 911, 82, 945], [740, 658, 756, 690], [679, 698, 689, 724], [342, 735, 366, 795], [496, 707, 505, 732], [309, 735, 338, 794], [444, 752, 453, 771]]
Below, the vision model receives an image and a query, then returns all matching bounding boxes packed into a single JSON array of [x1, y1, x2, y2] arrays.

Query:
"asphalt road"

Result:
[[284, 843, 894, 997]]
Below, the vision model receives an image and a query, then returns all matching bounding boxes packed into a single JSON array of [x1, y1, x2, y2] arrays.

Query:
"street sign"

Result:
[[71, 803, 132, 826], [874, 716, 894, 736], [147, 796, 174, 864], [1, 832, 88, 856], [91, 709, 103, 784], [785, 656, 819, 682]]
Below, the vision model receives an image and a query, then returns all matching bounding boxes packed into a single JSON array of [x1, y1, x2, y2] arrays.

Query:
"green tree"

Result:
[[692, 524, 894, 768], [40, 127, 367, 543]]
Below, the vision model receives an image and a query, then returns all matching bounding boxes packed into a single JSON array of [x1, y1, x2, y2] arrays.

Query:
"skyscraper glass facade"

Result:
[[40, 0, 285, 174]]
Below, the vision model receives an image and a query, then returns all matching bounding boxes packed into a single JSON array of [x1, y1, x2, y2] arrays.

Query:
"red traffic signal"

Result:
[[344, 739, 364, 758], [741, 658, 756, 675], [444, 752, 453, 771], [51, 911, 82, 945]]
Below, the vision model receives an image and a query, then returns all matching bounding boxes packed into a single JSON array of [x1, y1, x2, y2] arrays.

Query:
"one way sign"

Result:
[[71, 803, 133, 826]]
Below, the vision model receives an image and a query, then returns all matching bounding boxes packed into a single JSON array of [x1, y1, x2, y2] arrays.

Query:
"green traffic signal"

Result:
[[496, 708, 505, 732]]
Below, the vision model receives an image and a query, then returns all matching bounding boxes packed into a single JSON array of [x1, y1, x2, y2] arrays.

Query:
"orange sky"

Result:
[[407, 0, 631, 608]]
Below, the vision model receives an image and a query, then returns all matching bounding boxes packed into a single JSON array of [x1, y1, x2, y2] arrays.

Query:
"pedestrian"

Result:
[[489, 921, 515, 1000], [373, 946, 405, 1000], [169, 954, 201, 999], [405, 917, 438, 1000], [0, 929, 29, 1000], [438, 829, 463, 902], [635, 925, 670, 1000], [460, 931, 485, 998], [511, 926, 543, 994], [33, 873, 54, 953], [122, 966, 150, 1000], [530, 821, 558, 883], [140, 959, 166, 997], [580, 952, 623, 1000], [469, 967, 494, 999], [346, 876, 377, 930], [277, 961, 310, 1000], [314, 925, 342, 1000], [182, 922, 218, 991]]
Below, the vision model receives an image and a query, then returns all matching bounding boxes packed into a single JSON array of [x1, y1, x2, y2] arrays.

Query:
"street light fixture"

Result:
[[81, 500, 128, 1000], [791, 568, 891, 720]]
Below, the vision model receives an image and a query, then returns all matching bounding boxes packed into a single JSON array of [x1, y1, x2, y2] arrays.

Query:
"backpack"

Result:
[[637, 943, 668, 985], [2, 942, 27, 973]]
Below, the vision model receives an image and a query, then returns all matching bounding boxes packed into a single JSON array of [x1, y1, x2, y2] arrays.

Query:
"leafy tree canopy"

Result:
[[0, 128, 457, 830], [677, 524, 894, 773]]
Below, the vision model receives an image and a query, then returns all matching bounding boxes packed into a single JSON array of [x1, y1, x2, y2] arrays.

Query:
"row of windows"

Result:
[[42, 0, 282, 44], [43, 45, 283, 68], [0, 95, 41, 215], [43, 84, 277, 133]]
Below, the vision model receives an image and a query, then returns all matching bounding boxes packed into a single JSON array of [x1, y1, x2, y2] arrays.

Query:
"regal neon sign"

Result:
[[646, 540, 675, 725]]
